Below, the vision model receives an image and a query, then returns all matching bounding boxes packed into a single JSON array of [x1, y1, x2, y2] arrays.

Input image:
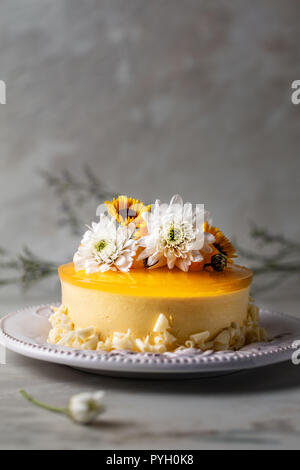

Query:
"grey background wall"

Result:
[[0, 0, 299, 304]]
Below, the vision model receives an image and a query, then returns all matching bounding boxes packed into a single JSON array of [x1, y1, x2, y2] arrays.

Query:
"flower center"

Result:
[[161, 223, 185, 248], [214, 242, 227, 257], [168, 225, 181, 242], [95, 239, 108, 252], [94, 238, 117, 262], [119, 208, 137, 219], [87, 400, 98, 412]]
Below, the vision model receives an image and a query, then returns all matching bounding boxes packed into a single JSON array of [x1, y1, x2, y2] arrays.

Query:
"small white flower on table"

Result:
[[20, 389, 106, 425]]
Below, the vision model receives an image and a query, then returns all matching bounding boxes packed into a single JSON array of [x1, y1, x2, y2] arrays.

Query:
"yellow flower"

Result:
[[204, 222, 237, 263], [105, 196, 151, 229]]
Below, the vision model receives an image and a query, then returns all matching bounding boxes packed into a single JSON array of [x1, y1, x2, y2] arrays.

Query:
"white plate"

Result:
[[0, 304, 299, 378]]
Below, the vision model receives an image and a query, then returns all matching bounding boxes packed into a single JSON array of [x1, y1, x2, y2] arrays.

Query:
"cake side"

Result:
[[59, 263, 252, 343]]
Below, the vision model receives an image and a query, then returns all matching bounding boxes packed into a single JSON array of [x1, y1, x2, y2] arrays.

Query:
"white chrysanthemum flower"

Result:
[[138, 195, 215, 272], [73, 215, 137, 273], [69, 391, 106, 424]]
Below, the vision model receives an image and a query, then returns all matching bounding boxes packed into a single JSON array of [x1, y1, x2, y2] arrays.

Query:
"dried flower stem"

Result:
[[237, 224, 300, 292], [40, 165, 116, 235], [19, 389, 68, 415], [0, 246, 58, 290]]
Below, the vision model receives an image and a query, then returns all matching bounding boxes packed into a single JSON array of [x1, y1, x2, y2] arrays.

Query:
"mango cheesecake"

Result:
[[47, 195, 267, 352]]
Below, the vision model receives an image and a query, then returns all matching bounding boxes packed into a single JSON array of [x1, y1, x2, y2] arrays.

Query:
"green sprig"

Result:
[[0, 246, 58, 290], [236, 224, 300, 292], [40, 165, 116, 235]]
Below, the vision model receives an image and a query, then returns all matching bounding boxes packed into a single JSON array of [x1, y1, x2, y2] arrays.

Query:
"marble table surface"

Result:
[[0, 286, 299, 450]]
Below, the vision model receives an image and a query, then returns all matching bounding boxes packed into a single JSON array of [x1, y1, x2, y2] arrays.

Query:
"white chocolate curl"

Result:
[[47, 300, 268, 353]]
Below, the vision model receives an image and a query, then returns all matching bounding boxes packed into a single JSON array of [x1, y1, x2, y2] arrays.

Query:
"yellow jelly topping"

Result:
[[58, 263, 253, 298]]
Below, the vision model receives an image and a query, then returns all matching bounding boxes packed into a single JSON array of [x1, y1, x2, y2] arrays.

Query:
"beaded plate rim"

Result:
[[0, 304, 298, 374]]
